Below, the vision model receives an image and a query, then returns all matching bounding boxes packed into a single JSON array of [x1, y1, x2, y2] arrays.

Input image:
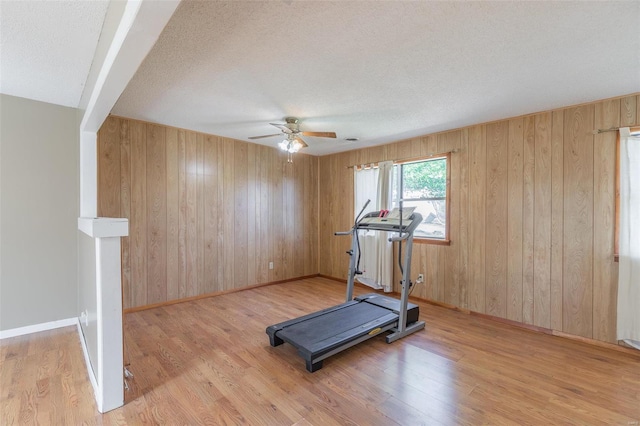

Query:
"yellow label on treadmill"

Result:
[[368, 327, 382, 335]]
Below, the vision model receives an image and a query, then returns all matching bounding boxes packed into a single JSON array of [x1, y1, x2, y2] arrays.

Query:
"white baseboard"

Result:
[[76, 321, 100, 410], [0, 317, 78, 340]]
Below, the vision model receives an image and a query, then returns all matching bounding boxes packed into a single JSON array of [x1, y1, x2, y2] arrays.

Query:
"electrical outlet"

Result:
[[417, 273, 424, 282], [269, 261, 274, 270]]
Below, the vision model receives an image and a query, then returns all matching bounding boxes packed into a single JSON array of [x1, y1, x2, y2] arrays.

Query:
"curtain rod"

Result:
[[593, 125, 639, 134], [346, 149, 458, 169]]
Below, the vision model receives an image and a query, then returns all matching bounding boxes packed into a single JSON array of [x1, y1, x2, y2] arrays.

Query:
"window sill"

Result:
[[415, 238, 450, 246]]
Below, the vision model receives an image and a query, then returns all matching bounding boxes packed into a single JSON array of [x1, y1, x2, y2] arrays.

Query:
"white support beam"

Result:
[[81, 0, 181, 133], [77, 0, 180, 413], [80, 0, 180, 217]]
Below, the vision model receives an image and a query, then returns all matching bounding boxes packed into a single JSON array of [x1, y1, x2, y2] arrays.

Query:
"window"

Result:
[[615, 126, 640, 261], [392, 153, 450, 243]]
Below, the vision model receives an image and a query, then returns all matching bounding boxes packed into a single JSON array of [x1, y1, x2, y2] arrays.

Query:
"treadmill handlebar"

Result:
[[389, 233, 411, 242], [334, 230, 353, 236]]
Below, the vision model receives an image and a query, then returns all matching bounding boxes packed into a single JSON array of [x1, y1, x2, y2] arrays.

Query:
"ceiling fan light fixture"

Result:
[[279, 137, 302, 153], [290, 139, 302, 153], [249, 116, 336, 162]]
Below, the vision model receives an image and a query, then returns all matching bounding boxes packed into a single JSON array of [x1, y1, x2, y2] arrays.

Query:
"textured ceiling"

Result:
[[0, 0, 110, 108], [1, 1, 638, 155], [112, 0, 640, 155]]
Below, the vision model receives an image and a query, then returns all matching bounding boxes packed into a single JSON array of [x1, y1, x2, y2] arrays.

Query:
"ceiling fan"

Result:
[[249, 117, 336, 161]]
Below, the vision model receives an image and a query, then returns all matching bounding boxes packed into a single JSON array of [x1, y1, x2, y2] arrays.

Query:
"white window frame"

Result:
[[392, 153, 451, 245]]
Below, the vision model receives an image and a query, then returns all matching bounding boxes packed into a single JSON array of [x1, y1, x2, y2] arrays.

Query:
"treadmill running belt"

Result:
[[277, 302, 396, 351]]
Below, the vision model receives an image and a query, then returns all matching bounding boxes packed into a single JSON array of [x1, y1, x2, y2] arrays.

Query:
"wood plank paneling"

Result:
[[119, 119, 131, 309], [99, 116, 318, 309], [282, 158, 293, 279], [215, 137, 225, 290], [270, 150, 283, 282], [507, 118, 524, 322], [458, 129, 469, 309], [522, 116, 535, 324], [563, 105, 594, 338], [318, 157, 331, 276], [257, 145, 271, 284], [294, 160, 305, 277], [184, 130, 198, 298], [246, 143, 257, 285], [621, 95, 637, 127], [592, 100, 619, 342], [304, 155, 319, 276], [438, 131, 461, 307], [129, 121, 147, 307], [177, 130, 187, 299], [550, 110, 564, 332], [146, 124, 167, 304], [98, 117, 121, 217], [485, 122, 508, 318], [166, 128, 179, 301], [203, 135, 218, 294], [320, 155, 340, 279], [468, 126, 486, 312], [534, 112, 552, 328], [234, 141, 248, 288], [196, 133, 205, 294]]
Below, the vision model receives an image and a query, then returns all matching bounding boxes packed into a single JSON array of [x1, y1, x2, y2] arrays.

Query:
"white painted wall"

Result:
[[78, 230, 98, 376], [0, 94, 79, 331]]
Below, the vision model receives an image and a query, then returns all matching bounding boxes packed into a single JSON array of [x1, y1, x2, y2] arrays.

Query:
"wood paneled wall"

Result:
[[319, 94, 639, 343], [98, 116, 319, 310]]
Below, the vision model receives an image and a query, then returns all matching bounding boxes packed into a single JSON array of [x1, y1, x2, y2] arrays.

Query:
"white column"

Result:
[[75, 0, 179, 412], [78, 217, 128, 412]]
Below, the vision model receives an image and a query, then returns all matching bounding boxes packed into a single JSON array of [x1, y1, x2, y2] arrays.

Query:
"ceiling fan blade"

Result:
[[248, 133, 281, 140], [301, 131, 336, 138], [295, 137, 308, 148], [269, 123, 293, 133]]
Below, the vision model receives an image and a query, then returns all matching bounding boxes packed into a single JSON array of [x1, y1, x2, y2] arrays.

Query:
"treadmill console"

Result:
[[357, 208, 422, 233]]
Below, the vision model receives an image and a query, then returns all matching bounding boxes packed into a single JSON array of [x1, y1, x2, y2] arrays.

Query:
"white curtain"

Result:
[[354, 167, 378, 219], [354, 161, 394, 292], [617, 127, 640, 350], [354, 167, 381, 289], [375, 161, 394, 292]]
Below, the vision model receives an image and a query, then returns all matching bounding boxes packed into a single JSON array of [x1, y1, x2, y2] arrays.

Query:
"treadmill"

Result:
[[266, 203, 426, 372]]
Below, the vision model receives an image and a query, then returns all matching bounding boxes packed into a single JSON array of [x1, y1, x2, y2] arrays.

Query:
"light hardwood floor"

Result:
[[2, 277, 639, 424]]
